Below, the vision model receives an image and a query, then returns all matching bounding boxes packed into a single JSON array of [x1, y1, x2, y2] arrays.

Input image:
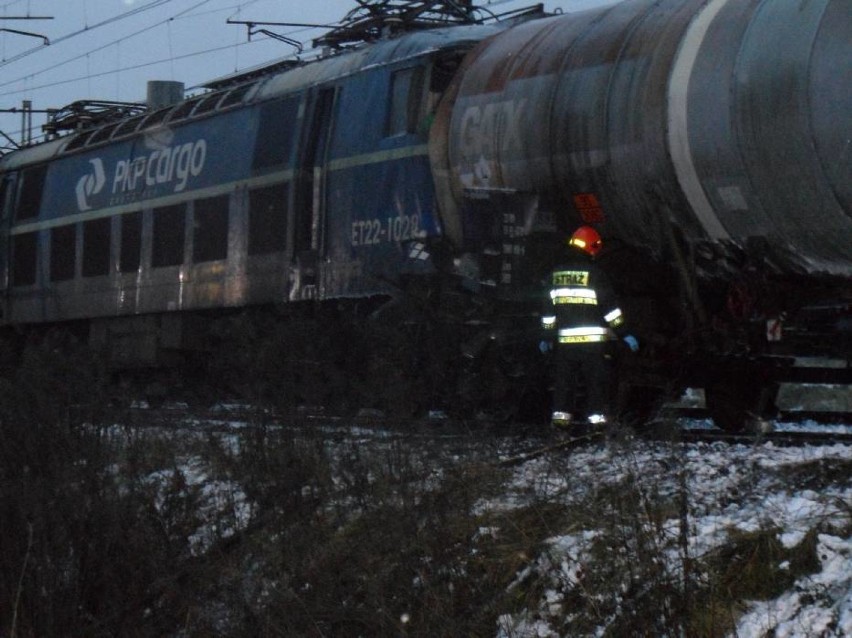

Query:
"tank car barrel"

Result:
[[445, 0, 852, 277]]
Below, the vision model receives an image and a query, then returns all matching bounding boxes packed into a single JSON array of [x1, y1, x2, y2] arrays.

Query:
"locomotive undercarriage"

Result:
[[9, 277, 545, 422], [0, 225, 847, 431], [1, 266, 847, 432]]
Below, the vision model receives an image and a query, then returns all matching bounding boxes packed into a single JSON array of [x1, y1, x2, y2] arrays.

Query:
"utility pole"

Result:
[[20, 101, 31, 146], [0, 15, 53, 149]]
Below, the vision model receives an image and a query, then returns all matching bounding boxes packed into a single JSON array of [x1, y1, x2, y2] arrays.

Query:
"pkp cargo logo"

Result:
[[76, 158, 106, 211], [72, 137, 209, 212]]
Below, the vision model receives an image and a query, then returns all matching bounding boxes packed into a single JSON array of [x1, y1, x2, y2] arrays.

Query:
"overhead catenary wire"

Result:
[[0, 0, 336, 143], [0, 1, 337, 100], [0, 0, 223, 94], [0, 34, 252, 141], [1, 1, 529, 97], [0, 0, 538, 142], [0, 0, 176, 69], [1, 39, 260, 99], [0, 2, 243, 134], [0, 0, 312, 95]]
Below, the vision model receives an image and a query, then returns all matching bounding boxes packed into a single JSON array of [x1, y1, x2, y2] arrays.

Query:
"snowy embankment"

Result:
[[147, 406, 851, 637], [490, 425, 852, 637]]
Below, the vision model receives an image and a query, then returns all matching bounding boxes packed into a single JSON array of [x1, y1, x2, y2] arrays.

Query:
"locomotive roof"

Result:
[[0, 134, 64, 171], [256, 21, 507, 100], [0, 19, 520, 171]]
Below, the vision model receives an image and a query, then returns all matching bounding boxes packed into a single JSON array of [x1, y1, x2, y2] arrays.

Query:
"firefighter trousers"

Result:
[[553, 343, 617, 420]]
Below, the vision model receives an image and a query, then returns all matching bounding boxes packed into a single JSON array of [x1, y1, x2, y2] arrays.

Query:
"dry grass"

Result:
[[1, 337, 847, 636]]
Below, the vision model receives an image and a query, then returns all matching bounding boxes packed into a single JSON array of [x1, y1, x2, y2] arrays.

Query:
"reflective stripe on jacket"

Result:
[[557, 326, 613, 344], [541, 259, 626, 343]]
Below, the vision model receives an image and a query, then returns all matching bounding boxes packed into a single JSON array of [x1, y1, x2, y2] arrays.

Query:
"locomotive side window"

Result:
[[50, 225, 77, 282], [248, 183, 288, 255], [193, 92, 223, 116], [119, 211, 142, 273], [253, 97, 300, 170], [152, 203, 187, 267], [82, 217, 111, 277], [140, 108, 170, 130], [11, 232, 37, 286], [425, 52, 463, 120], [89, 123, 120, 146], [112, 115, 144, 140], [0, 173, 13, 219], [169, 98, 202, 123], [220, 83, 254, 108], [16, 164, 47, 221], [63, 130, 95, 153], [193, 195, 229, 263], [294, 87, 337, 258], [387, 67, 425, 136]]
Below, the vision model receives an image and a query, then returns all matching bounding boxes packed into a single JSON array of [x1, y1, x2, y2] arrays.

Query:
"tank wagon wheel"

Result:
[[615, 384, 666, 429], [704, 366, 779, 433]]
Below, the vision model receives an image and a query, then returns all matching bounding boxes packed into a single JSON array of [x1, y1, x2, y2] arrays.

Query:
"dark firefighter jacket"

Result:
[[541, 254, 627, 344]]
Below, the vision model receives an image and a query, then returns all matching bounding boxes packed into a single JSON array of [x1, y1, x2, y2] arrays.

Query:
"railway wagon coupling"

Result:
[[0, 0, 849, 430]]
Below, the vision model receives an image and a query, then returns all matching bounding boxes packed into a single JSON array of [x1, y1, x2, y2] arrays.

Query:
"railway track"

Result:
[[119, 402, 852, 448], [642, 422, 852, 447], [658, 405, 852, 425], [494, 423, 852, 468]]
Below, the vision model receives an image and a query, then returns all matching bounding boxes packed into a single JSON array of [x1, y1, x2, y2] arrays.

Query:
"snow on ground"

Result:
[[145, 455, 253, 555], [489, 435, 852, 637], [137, 394, 851, 637]]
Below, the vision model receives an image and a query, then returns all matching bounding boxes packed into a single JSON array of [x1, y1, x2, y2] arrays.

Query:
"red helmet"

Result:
[[568, 226, 603, 256]]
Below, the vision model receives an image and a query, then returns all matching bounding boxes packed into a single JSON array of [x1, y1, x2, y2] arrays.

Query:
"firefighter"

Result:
[[540, 226, 639, 428]]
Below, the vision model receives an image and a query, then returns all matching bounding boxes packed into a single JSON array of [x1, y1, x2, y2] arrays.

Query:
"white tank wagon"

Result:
[[439, 0, 851, 277]]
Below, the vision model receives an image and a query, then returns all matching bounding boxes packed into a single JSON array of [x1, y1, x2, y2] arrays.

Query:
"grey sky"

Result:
[[0, 0, 615, 145]]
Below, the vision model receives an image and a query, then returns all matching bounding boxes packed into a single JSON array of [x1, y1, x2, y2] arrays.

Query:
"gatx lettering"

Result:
[[459, 99, 527, 159]]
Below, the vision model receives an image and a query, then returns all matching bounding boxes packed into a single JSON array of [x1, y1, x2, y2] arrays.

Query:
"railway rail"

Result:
[[642, 421, 852, 447], [117, 402, 852, 448], [658, 405, 852, 426]]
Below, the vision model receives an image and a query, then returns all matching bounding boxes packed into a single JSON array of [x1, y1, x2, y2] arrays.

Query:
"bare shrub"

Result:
[[495, 438, 701, 637], [0, 336, 208, 637], [184, 427, 581, 637]]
